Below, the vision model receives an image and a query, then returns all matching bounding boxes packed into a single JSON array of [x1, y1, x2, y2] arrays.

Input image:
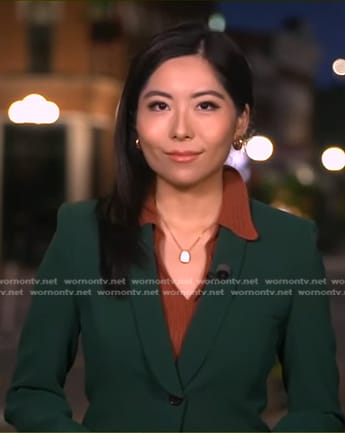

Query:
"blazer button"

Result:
[[169, 394, 184, 406]]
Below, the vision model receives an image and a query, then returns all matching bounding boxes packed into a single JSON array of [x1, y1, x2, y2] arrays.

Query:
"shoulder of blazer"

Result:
[[248, 200, 323, 279], [57, 199, 98, 230], [55, 199, 99, 253], [249, 198, 318, 245], [57, 199, 98, 222]]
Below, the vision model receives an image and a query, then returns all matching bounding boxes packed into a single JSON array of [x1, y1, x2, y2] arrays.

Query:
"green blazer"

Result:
[[4, 199, 345, 432]]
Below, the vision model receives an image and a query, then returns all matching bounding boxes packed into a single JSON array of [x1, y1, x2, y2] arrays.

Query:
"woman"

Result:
[[4, 21, 344, 432]]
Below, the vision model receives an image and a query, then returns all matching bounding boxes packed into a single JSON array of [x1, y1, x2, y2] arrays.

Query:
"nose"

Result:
[[170, 110, 194, 141]]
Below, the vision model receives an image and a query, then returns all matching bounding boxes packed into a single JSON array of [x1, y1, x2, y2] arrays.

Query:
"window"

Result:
[[28, 23, 52, 73], [16, 2, 61, 73]]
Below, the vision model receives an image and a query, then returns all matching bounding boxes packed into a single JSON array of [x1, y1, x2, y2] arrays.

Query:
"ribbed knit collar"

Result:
[[139, 165, 259, 240]]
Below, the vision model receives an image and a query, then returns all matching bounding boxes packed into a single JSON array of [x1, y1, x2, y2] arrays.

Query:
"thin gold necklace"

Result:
[[156, 202, 216, 264]]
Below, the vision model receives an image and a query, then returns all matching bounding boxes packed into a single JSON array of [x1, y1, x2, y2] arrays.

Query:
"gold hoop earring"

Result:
[[233, 136, 246, 151], [135, 138, 141, 150]]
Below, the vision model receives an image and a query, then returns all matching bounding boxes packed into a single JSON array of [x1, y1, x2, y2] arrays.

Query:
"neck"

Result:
[[155, 169, 223, 231]]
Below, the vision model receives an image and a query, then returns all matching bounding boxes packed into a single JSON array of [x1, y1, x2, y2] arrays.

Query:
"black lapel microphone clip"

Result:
[[206, 264, 231, 281]]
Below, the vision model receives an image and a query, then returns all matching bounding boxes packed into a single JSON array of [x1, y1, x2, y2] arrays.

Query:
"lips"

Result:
[[166, 150, 201, 156], [165, 151, 202, 162]]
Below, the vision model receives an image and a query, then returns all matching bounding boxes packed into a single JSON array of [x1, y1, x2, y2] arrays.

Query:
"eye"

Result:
[[147, 101, 169, 111], [197, 101, 220, 111]]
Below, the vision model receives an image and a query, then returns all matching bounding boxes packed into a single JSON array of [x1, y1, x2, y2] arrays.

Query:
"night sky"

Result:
[[217, 1, 345, 88]]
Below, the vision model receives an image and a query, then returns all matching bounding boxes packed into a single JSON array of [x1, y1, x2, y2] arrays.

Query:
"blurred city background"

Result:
[[0, 1, 344, 430]]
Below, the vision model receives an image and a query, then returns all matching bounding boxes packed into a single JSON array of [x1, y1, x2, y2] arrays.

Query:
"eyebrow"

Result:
[[142, 89, 225, 100]]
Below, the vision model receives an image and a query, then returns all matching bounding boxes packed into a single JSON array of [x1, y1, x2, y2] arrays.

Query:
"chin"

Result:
[[155, 170, 196, 188], [156, 169, 218, 190]]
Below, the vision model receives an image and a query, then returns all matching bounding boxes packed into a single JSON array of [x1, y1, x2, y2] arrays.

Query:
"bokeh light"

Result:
[[295, 164, 315, 185], [246, 135, 274, 161], [8, 94, 60, 124], [321, 146, 345, 171], [332, 58, 345, 76], [208, 13, 226, 32]]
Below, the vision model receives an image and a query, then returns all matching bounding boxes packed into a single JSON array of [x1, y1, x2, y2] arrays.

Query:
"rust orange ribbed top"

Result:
[[139, 166, 258, 359]]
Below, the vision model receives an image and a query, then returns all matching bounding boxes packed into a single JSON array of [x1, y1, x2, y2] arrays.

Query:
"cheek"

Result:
[[136, 114, 166, 145], [198, 126, 233, 151], [194, 114, 236, 142]]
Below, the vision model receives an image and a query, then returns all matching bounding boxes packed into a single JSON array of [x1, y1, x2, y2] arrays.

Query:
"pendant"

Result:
[[179, 250, 191, 264]]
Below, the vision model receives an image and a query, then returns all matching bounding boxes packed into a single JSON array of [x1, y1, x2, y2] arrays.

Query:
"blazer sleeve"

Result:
[[272, 222, 345, 432], [4, 204, 89, 432]]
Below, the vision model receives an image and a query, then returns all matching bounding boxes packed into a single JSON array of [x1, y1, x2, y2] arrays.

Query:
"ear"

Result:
[[234, 104, 250, 137]]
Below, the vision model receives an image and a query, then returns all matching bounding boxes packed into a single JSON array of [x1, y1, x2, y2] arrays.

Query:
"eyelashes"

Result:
[[147, 101, 220, 111], [148, 102, 169, 111], [198, 101, 220, 111]]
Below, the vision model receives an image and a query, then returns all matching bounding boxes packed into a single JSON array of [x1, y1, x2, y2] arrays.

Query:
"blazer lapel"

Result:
[[129, 224, 184, 397], [176, 227, 247, 391], [129, 225, 247, 395]]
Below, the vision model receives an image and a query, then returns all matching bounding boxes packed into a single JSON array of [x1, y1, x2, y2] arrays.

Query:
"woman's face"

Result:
[[136, 55, 249, 189]]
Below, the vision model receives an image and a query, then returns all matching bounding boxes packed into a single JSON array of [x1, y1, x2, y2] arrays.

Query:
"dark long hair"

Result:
[[95, 21, 254, 297]]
